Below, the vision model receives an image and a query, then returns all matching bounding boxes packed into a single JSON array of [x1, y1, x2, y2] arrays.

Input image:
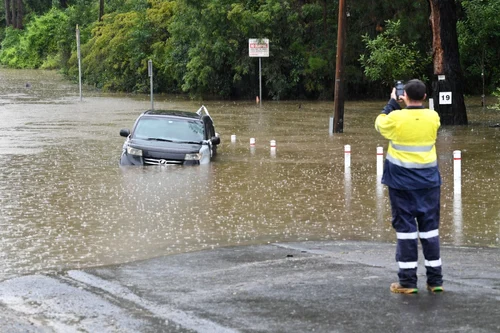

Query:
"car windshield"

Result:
[[133, 117, 204, 143]]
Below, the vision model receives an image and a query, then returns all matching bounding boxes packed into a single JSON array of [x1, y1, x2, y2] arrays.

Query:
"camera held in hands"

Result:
[[395, 80, 404, 99]]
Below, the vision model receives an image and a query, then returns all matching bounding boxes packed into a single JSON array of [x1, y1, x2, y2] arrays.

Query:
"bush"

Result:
[[76, 1, 176, 92], [0, 28, 24, 67], [489, 88, 500, 111], [0, 8, 68, 69], [359, 20, 431, 87]]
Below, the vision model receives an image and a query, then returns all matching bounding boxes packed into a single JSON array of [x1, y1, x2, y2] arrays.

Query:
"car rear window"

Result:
[[134, 117, 204, 142]]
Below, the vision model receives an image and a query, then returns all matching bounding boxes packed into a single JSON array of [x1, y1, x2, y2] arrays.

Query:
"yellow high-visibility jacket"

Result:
[[375, 104, 441, 190]]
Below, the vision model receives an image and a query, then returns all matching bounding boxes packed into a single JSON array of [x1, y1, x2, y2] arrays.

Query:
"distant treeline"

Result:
[[0, 0, 499, 100]]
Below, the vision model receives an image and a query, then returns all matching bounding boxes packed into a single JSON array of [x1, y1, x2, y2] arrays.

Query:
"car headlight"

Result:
[[185, 153, 202, 160], [127, 146, 143, 156]]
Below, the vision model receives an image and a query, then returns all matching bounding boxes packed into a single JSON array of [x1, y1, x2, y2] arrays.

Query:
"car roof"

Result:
[[142, 110, 201, 120]]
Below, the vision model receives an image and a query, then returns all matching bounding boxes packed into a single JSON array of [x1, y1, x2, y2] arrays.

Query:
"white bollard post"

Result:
[[270, 140, 276, 158], [231, 134, 236, 143], [453, 150, 461, 194], [376, 146, 384, 176], [250, 138, 256, 146], [344, 145, 351, 172]]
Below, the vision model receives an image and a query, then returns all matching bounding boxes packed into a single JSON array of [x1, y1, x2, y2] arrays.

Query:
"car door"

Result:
[[202, 116, 216, 156]]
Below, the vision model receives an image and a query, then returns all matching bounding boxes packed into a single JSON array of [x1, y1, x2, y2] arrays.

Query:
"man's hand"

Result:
[[391, 87, 404, 102], [391, 87, 398, 100]]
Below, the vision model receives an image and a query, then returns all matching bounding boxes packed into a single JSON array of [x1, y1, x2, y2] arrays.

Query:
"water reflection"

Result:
[[344, 169, 352, 212], [376, 175, 385, 226], [453, 192, 463, 245], [1, 68, 499, 280], [270, 146, 277, 158]]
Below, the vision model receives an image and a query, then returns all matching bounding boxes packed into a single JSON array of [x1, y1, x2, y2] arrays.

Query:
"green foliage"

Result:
[[0, 8, 68, 69], [489, 88, 500, 111], [78, 0, 176, 92], [0, 28, 24, 67], [23, 0, 53, 15], [457, 0, 500, 93], [105, 0, 150, 14], [164, 0, 332, 99], [0, 0, 498, 99], [359, 20, 431, 86], [81, 11, 150, 91], [62, 0, 103, 77]]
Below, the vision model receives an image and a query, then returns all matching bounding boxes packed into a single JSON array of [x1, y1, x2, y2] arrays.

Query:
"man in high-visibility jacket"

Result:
[[375, 79, 444, 294]]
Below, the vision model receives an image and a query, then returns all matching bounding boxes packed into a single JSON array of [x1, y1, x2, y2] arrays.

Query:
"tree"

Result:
[[359, 20, 431, 86], [4, 0, 12, 26], [428, 0, 467, 125], [0, 8, 68, 68], [4, 0, 23, 29], [79, 1, 175, 92], [457, 0, 500, 97]]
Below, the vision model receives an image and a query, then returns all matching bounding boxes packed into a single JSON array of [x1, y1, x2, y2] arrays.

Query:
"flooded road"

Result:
[[1, 68, 499, 280]]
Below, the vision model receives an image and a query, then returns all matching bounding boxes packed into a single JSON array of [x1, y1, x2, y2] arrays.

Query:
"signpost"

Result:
[[148, 59, 154, 110], [76, 25, 82, 101], [249, 38, 269, 108]]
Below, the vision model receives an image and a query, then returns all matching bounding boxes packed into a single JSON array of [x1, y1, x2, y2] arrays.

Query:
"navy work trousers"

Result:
[[388, 187, 443, 288]]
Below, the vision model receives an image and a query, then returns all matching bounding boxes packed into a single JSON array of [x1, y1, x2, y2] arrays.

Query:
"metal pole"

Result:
[[332, 0, 346, 133], [148, 59, 154, 110], [76, 25, 82, 101], [481, 47, 485, 107], [259, 57, 262, 108]]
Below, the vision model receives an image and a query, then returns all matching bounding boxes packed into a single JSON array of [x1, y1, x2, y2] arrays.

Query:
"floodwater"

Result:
[[0, 68, 499, 280]]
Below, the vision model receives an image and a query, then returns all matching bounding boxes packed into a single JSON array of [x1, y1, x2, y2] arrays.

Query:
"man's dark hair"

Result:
[[404, 79, 427, 101]]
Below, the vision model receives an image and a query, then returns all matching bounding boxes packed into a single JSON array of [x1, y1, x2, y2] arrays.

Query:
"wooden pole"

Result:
[[333, 0, 346, 133]]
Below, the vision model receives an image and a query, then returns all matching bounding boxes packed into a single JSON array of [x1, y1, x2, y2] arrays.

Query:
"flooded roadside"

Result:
[[0, 69, 499, 280]]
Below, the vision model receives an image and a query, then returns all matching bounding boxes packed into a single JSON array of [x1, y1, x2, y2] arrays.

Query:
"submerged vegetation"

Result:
[[0, 0, 499, 100]]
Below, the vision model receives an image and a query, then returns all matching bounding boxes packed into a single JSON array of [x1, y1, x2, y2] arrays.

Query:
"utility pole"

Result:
[[332, 0, 346, 133]]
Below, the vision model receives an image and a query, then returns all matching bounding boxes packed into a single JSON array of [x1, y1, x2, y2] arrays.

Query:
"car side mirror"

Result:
[[120, 129, 130, 137], [211, 136, 221, 145]]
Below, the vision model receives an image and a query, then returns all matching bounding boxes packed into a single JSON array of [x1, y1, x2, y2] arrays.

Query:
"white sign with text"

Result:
[[249, 38, 269, 57]]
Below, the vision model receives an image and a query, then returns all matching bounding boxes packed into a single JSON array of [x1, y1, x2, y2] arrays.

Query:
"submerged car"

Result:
[[119, 106, 220, 166]]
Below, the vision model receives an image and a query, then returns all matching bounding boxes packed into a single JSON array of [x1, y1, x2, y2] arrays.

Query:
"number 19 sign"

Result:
[[439, 91, 452, 105], [249, 38, 269, 57]]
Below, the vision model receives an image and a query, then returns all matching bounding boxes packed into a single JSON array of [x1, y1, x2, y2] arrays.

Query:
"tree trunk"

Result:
[[428, 0, 467, 125], [8, 0, 23, 29], [15, 0, 23, 29], [5, 0, 11, 26], [10, 0, 17, 29], [322, 0, 327, 38], [99, 0, 104, 21]]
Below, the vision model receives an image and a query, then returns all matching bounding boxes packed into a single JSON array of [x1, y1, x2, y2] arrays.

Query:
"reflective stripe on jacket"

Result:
[[375, 106, 441, 190]]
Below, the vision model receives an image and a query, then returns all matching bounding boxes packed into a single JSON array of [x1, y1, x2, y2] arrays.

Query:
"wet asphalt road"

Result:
[[1, 240, 500, 333]]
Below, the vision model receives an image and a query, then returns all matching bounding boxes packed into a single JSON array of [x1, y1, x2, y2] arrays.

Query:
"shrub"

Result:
[[0, 9, 68, 69]]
